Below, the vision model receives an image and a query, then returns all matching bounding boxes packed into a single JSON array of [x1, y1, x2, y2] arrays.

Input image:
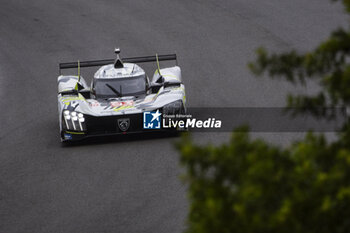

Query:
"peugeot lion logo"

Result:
[[118, 118, 130, 132]]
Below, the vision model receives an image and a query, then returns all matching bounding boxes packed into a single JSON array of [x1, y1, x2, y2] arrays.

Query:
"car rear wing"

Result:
[[59, 54, 177, 74]]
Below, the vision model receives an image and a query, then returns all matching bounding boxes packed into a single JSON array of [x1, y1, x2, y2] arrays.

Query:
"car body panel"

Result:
[[57, 61, 185, 141]]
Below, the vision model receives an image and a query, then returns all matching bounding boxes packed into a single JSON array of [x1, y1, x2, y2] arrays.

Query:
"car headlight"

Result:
[[62, 110, 86, 131], [162, 100, 184, 115]]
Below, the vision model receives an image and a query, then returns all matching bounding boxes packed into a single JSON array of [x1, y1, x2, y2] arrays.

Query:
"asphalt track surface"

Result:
[[0, 0, 347, 232]]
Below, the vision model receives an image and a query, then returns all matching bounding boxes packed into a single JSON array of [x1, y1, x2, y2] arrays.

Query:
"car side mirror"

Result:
[[75, 82, 85, 91], [148, 83, 162, 93], [79, 88, 91, 99], [156, 76, 164, 84]]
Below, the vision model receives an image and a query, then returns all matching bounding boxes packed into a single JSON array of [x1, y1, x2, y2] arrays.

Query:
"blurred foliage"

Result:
[[177, 129, 350, 233], [177, 1, 350, 233], [248, 1, 350, 124]]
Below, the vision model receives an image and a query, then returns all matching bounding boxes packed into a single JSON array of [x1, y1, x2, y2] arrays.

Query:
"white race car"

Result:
[[57, 49, 186, 141]]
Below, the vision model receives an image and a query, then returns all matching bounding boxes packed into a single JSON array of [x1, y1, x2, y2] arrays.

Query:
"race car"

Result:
[[57, 48, 186, 141]]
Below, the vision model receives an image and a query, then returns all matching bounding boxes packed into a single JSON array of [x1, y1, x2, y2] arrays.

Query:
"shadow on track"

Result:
[[61, 131, 181, 147]]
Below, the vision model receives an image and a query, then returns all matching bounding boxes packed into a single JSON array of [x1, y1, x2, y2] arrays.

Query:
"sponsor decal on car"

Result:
[[88, 100, 100, 107], [60, 94, 86, 105], [64, 133, 72, 140], [110, 100, 134, 108]]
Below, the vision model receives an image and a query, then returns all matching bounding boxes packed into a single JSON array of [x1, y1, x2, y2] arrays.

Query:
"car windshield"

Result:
[[94, 74, 146, 98]]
